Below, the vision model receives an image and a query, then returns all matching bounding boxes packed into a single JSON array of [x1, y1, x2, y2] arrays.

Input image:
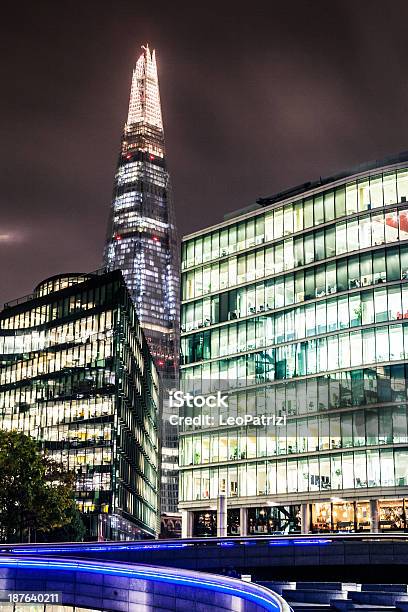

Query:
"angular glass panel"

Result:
[[346, 183, 358, 215], [383, 171, 397, 206], [358, 179, 371, 211], [314, 194, 324, 225], [283, 204, 294, 235], [324, 191, 335, 222], [304, 197, 314, 228]]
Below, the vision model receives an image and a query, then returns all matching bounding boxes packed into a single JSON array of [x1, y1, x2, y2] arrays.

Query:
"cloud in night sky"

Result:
[[1, 0, 408, 305]]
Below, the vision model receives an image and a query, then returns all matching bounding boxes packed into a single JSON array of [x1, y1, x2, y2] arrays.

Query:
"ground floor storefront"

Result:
[[181, 497, 408, 537], [312, 498, 407, 532]]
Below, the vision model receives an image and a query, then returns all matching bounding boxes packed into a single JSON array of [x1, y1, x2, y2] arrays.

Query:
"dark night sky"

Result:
[[1, 0, 408, 306]]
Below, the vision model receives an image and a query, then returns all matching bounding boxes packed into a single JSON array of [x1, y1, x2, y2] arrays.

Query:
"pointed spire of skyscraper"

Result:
[[127, 45, 163, 130]]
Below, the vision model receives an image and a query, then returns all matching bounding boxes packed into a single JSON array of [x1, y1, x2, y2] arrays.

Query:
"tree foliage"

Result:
[[0, 430, 84, 543]]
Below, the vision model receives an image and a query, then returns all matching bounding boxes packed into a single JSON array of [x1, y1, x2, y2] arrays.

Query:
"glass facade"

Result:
[[0, 270, 159, 539], [180, 161, 408, 534], [103, 46, 179, 377], [103, 45, 180, 515]]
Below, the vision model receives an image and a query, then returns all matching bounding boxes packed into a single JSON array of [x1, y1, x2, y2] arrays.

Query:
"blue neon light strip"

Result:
[[0, 556, 286, 612], [11, 542, 191, 554], [269, 539, 331, 546], [9, 537, 333, 556], [292, 539, 332, 545]]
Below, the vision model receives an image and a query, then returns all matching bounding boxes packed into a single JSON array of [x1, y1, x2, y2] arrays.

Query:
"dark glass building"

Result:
[[180, 153, 408, 536], [0, 270, 159, 540]]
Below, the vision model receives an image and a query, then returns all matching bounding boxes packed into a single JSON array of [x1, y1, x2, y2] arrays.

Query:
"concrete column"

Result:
[[370, 499, 379, 533], [240, 507, 248, 536], [97, 514, 103, 542], [217, 494, 228, 537], [181, 510, 193, 538], [301, 503, 311, 534]]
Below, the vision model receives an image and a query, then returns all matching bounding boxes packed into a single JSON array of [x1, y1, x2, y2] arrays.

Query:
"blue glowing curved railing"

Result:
[[4, 532, 408, 557], [0, 556, 290, 612]]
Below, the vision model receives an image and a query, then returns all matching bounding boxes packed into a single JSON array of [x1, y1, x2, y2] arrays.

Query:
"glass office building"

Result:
[[0, 270, 159, 540], [179, 154, 408, 535], [103, 45, 180, 517]]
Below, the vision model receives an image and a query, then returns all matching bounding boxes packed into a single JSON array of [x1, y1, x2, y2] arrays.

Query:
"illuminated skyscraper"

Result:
[[104, 45, 180, 516]]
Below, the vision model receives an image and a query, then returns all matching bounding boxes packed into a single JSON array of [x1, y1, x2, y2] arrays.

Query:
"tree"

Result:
[[40, 498, 86, 543], [0, 431, 84, 543]]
